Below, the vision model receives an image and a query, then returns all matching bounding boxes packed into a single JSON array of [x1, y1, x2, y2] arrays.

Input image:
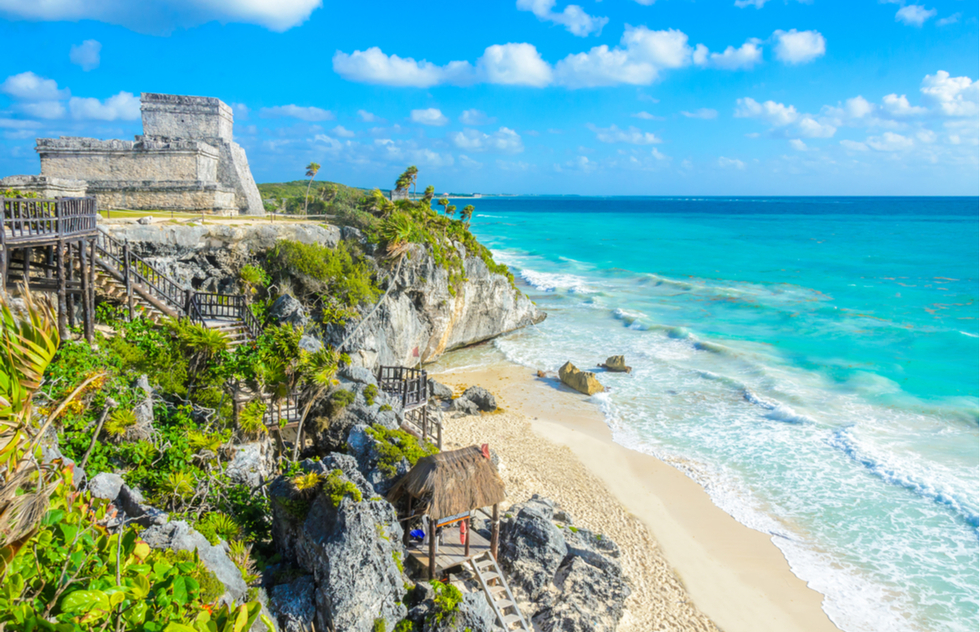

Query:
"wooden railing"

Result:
[[95, 229, 261, 341], [377, 365, 440, 448], [377, 365, 429, 410], [2, 197, 98, 246]]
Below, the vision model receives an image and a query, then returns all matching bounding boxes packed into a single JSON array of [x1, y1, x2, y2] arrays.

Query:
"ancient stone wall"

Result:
[[38, 137, 220, 184], [141, 93, 233, 142], [0, 175, 87, 198], [87, 181, 237, 214]]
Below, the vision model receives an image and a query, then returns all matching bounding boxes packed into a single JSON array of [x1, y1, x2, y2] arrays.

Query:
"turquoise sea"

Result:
[[463, 197, 978, 632]]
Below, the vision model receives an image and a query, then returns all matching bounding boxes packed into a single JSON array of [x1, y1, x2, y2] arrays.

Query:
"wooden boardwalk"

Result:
[[406, 528, 492, 576]]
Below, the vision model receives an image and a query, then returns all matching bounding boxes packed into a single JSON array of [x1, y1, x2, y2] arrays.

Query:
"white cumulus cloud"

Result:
[[789, 138, 808, 151], [70, 40, 101, 71], [734, 97, 799, 126], [693, 40, 763, 70], [840, 139, 868, 151], [331, 125, 355, 138], [718, 156, 746, 169], [866, 131, 914, 151], [333, 47, 474, 88], [0, 0, 322, 34], [1, 71, 69, 100], [459, 109, 496, 125], [895, 5, 936, 27], [773, 29, 826, 65], [632, 111, 663, 120], [410, 108, 449, 126], [554, 26, 693, 88], [881, 94, 927, 117], [17, 101, 67, 119], [69, 91, 140, 121], [516, 0, 608, 37], [588, 123, 661, 144], [357, 110, 381, 122], [450, 127, 524, 153], [797, 117, 836, 138], [260, 104, 334, 121], [681, 108, 718, 119], [919, 71, 979, 117], [478, 43, 553, 87]]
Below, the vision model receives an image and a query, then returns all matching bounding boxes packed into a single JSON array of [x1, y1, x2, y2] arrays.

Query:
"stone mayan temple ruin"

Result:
[[2, 93, 264, 215]]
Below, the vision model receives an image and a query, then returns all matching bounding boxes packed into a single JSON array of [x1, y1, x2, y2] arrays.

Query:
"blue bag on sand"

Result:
[[410, 529, 425, 539]]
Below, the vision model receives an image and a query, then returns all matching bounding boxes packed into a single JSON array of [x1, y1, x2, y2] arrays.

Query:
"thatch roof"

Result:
[[386, 445, 506, 520]]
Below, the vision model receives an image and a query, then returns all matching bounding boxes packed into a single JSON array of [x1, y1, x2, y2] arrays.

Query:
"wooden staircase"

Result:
[[469, 551, 530, 631], [91, 229, 261, 344]]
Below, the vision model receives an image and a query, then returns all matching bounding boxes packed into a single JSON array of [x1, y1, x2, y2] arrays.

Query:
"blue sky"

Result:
[[0, 0, 977, 195]]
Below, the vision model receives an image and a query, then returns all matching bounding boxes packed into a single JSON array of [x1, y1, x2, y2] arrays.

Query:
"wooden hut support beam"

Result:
[[491, 503, 500, 559], [428, 523, 437, 580], [80, 239, 92, 343]]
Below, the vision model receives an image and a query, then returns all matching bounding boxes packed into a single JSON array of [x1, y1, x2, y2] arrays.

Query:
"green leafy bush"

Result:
[[268, 239, 380, 314], [364, 424, 439, 477], [363, 383, 378, 406], [323, 468, 362, 507], [427, 580, 463, 626]]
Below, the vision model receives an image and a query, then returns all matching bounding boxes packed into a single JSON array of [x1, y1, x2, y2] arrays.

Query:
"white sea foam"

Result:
[[519, 269, 597, 294]]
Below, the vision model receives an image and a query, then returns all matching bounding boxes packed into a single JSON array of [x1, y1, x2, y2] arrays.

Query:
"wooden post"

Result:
[[428, 523, 437, 580], [421, 407, 428, 443], [67, 243, 76, 330], [123, 240, 134, 321], [464, 515, 471, 558], [80, 239, 92, 343], [0, 218, 7, 298], [437, 418, 443, 451], [21, 246, 31, 289], [491, 503, 500, 559], [56, 240, 67, 340], [45, 245, 53, 280], [403, 496, 412, 546], [87, 239, 96, 339]]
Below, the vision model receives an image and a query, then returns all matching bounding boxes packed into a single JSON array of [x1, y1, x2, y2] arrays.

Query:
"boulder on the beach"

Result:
[[450, 397, 480, 415], [461, 385, 497, 412], [427, 378, 454, 400], [599, 355, 632, 374], [499, 496, 631, 632], [558, 362, 605, 396]]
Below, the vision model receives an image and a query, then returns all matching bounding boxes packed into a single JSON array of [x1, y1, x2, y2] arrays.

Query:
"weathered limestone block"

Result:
[[558, 362, 605, 396], [599, 355, 631, 373]]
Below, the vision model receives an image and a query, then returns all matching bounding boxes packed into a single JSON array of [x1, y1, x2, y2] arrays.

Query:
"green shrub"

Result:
[[427, 580, 463, 626], [239, 399, 268, 439], [323, 468, 362, 507], [104, 407, 137, 438], [327, 388, 356, 416], [268, 239, 380, 312], [394, 620, 416, 632], [196, 511, 242, 546], [364, 383, 378, 406], [364, 424, 439, 477]]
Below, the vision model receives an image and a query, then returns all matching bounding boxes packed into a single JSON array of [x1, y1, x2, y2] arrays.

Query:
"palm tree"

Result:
[[422, 185, 435, 206], [304, 162, 321, 216], [437, 198, 456, 219], [461, 205, 475, 226], [394, 166, 418, 199]]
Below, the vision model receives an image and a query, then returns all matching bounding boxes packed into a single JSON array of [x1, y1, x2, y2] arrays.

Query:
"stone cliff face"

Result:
[[340, 243, 545, 367], [101, 221, 544, 366]]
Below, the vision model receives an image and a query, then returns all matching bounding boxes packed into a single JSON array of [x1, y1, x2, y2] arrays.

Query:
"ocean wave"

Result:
[[828, 426, 980, 529], [961, 331, 979, 339], [743, 388, 816, 424], [519, 269, 596, 294], [476, 214, 503, 218], [612, 308, 648, 330]]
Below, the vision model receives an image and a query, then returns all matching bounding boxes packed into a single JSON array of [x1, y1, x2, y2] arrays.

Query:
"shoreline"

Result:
[[430, 351, 841, 632]]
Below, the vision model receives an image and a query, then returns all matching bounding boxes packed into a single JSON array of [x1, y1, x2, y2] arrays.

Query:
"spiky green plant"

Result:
[[291, 472, 322, 498], [161, 471, 195, 507], [197, 511, 241, 545], [104, 408, 137, 439], [0, 287, 101, 557], [188, 429, 227, 452], [238, 399, 268, 439]]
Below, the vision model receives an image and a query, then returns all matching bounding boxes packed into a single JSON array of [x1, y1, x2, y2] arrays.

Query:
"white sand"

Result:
[[433, 360, 840, 632]]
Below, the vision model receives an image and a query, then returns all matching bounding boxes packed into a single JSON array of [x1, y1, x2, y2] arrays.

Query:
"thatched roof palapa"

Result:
[[387, 445, 506, 520]]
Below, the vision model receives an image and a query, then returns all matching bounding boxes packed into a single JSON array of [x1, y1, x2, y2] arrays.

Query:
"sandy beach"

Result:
[[431, 355, 841, 632]]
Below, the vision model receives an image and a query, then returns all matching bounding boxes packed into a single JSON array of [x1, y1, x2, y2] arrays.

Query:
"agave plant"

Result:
[[104, 408, 137, 440], [237, 399, 268, 440], [291, 472, 323, 498], [0, 288, 102, 556]]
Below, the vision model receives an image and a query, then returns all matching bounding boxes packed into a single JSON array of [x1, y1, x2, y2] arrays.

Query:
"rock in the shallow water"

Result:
[[558, 362, 604, 396], [599, 355, 631, 374], [427, 379, 454, 400], [269, 460, 407, 632], [499, 496, 568, 603], [87, 472, 124, 500], [269, 575, 316, 632], [461, 386, 497, 412], [226, 438, 275, 489], [449, 397, 480, 415], [269, 294, 309, 329], [142, 520, 248, 606], [533, 555, 631, 632]]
